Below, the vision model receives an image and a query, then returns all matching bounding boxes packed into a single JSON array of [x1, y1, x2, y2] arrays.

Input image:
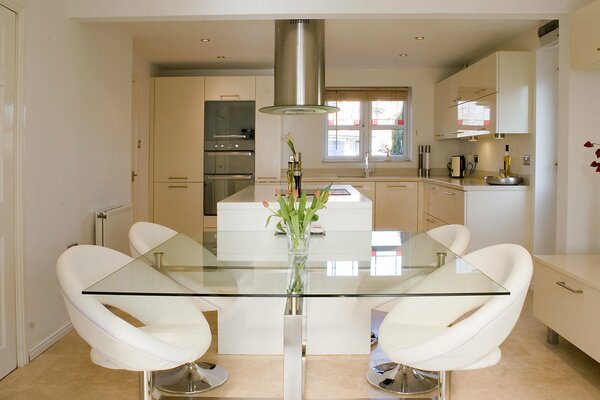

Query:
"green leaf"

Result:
[[277, 196, 290, 221]]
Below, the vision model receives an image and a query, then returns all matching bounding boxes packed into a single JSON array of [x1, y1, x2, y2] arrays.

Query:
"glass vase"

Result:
[[285, 223, 311, 294], [285, 223, 311, 255]]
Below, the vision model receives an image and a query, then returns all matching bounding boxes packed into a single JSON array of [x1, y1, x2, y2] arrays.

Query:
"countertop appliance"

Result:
[[451, 155, 466, 178], [204, 139, 255, 216]]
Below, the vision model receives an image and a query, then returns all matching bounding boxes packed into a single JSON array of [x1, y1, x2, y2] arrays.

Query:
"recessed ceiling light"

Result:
[[399, 53, 408, 57], [200, 38, 210, 42], [216, 55, 225, 59], [414, 36, 425, 40]]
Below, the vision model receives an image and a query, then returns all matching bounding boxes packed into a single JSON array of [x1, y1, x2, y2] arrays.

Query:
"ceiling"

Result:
[[119, 18, 542, 71]]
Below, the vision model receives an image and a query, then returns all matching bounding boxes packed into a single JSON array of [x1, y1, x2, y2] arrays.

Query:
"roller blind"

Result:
[[325, 88, 409, 102]]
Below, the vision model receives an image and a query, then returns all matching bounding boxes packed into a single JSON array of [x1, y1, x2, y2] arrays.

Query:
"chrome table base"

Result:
[[154, 362, 228, 395], [367, 363, 439, 395]]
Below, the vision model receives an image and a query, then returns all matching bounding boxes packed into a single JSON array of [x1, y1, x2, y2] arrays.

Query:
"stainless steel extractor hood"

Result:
[[259, 19, 339, 115]]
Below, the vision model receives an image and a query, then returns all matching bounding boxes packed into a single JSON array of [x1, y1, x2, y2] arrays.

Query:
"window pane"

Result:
[[371, 129, 405, 157], [327, 129, 360, 157], [326, 101, 361, 126], [371, 101, 404, 126]]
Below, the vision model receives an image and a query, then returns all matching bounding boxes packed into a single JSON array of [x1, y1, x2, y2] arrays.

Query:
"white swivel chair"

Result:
[[370, 244, 533, 400], [128, 221, 230, 393], [367, 224, 471, 394], [56, 245, 227, 400]]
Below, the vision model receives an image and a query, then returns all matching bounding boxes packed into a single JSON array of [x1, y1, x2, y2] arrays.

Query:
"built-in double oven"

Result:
[[203, 100, 256, 216]]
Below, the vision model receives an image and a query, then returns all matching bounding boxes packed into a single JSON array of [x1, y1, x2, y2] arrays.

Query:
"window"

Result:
[[324, 88, 411, 162]]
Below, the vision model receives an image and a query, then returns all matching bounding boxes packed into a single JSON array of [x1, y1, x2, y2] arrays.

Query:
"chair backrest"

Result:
[[56, 245, 210, 371], [427, 224, 470, 255], [129, 221, 177, 257], [380, 244, 532, 372]]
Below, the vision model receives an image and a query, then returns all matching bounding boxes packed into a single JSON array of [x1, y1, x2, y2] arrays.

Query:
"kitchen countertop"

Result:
[[218, 184, 372, 209], [296, 175, 529, 191]]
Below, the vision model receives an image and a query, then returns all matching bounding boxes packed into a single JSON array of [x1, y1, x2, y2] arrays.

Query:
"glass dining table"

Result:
[[84, 230, 508, 400]]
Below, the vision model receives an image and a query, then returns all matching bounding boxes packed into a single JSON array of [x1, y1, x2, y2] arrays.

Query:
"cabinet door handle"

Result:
[[353, 185, 364, 188], [257, 176, 278, 180], [556, 281, 583, 294], [389, 185, 407, 188], [220, 94, 240, 100], [443, 191, 456, 196], [168, 185, 188, 189], [168, 176, 188, 180], [426, 186, 436, 190]]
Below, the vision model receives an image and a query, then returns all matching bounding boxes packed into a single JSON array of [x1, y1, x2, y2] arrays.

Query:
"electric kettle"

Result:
[[450, 155, 466, 178]]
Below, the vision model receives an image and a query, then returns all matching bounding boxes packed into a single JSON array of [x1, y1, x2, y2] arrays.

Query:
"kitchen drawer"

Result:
[[533, 262, 600, 362], [424, 213, 446, 231], [424, 184, 464, 224], [153, 182, 204, 236], [205, 76, 256, 101], [375, 182, 418, 231]]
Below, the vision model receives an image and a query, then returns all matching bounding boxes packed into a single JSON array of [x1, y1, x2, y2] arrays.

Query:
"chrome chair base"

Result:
[[367, 362, 439, 395], [154, 361, 228, 395]]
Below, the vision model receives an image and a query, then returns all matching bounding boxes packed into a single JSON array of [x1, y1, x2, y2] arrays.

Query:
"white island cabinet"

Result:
[[217, 184, 372, 232], [216, 184, 373, 355]]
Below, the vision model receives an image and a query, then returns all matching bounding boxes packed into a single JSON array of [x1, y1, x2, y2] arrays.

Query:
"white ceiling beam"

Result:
[[68, 0, 591, 21]]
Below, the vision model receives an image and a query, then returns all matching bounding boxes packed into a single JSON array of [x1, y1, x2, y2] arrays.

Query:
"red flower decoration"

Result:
[[584, 141, 600, 172]]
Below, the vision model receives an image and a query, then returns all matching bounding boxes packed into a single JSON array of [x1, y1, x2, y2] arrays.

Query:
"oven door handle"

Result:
[[213, 134, 249, 139], [204, 174, 254, 180], [205, 151, 254, 157]]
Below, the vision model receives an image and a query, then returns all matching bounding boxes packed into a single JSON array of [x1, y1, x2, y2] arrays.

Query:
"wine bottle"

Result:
[[503, 145, 511, 177]]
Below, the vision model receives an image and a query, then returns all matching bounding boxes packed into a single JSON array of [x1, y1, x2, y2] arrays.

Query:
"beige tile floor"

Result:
[[1, 291, 599, 399]]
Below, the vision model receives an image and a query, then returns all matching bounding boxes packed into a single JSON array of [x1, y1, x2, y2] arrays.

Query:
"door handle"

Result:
[[555, 281, 583, 294], [443, 191, 456, 196], [220, 94, 240, 100], [168, 176, 188, 180], [168, 185, 188, 189]]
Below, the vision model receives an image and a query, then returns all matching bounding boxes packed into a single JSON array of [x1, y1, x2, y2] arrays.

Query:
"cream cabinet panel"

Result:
[[255, 76, 282, 184], [205, 76, 256, 101], [424, 184, 464, 225], [153, 77, 204, 182], [571, 2, 600, 69], [533, 261, 600, 363], [154, 182, 203, 236], [375, 182, 418, 231]]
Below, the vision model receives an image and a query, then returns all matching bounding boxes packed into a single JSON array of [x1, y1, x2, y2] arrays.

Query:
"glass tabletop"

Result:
[[84, 230, 509, 298]]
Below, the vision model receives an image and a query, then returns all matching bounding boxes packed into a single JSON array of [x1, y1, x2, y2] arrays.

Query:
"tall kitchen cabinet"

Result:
[[151, 77, 205, 236], [255, 76, 282, 184]]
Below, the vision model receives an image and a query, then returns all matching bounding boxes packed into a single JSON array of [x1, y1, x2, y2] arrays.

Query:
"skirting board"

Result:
[[28, 320, 73, 361]]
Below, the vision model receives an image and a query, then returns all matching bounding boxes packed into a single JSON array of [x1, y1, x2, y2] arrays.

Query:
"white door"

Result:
[[0, 4, 17, 380]]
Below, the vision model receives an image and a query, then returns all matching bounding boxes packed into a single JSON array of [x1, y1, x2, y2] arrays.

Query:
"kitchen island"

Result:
[[217, 184, 372, 231], [216, 184, 373, 355]]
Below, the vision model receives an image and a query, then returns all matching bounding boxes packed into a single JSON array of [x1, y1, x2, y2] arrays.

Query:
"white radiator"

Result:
[[94, 204, 134, 256]]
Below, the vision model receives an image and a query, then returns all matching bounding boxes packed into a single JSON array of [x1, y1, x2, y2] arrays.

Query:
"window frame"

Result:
[[323, 88, 412, 163]]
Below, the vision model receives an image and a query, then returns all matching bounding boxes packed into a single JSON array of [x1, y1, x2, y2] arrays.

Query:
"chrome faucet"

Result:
[[364, 152, 371, 177]]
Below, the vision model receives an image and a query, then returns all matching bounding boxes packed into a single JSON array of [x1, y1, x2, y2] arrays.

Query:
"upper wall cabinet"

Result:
[[205, 76, 256, 101], [571, 1, 600, 69], [447, 54, 497, 106], [435, 51, 533, 139]]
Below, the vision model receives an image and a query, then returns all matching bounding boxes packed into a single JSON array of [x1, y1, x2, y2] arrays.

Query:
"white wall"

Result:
[[562, 69, 600, 252], [15, 0, 132, 355], [282, 67, 459, 171]]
